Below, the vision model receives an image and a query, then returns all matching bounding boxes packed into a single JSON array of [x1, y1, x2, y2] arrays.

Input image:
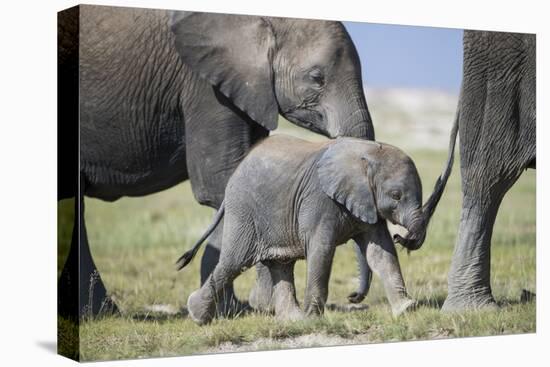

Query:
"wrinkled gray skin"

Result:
[[177, 135, 427, 325], [433, 31, 536, 311], [57, 6, 375, 318]]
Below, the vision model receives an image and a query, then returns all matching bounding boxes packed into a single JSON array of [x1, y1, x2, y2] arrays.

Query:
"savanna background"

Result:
[[57, 22, 535, 361]]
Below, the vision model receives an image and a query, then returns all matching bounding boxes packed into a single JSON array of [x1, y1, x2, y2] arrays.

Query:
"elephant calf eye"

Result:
[[307, 69, 325, 86], [390, 190, 402, 201]]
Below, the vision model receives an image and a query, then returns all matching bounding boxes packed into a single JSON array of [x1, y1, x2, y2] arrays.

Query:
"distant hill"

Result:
[[276, 88, 458, 151], [367, 88, 458, 150]]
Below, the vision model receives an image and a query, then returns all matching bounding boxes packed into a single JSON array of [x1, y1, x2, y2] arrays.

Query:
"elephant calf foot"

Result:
[[187, 290, 216, 325], [249, 284, 274, 314], [347, 291, 366, 304], [276, 306, 305, 322], [215, 291, 251, 318], [304, 298, 327, 317], [391, 297, 417, 317]]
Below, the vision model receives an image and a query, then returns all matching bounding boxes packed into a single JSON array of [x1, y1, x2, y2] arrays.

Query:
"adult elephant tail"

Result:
[[394, 107, 459, 250], [422, 108, 459, 219], [176, 201, 225, 270]]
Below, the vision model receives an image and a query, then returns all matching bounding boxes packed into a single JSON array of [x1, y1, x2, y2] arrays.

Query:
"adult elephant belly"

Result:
[[80, 114, 188, 202], [78, 6, 191, 202]]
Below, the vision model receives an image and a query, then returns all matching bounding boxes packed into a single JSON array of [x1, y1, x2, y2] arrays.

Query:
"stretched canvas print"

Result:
[[57, 4, 536, 362]]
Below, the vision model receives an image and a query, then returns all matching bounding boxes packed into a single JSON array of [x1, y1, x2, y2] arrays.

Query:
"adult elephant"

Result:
[[428, 30, 535, 311], [58, 5, 375, 318]]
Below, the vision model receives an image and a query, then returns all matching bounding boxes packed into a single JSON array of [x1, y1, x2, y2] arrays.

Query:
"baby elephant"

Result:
[[178, 135, 425, 325]]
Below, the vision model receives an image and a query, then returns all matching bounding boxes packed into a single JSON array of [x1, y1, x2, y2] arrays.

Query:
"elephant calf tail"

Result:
[[176, 201, 225, 271]]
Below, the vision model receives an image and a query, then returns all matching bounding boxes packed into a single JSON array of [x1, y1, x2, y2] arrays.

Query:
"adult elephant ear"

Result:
[[317, 139, 378, 224], [170, 11, 278, 131]]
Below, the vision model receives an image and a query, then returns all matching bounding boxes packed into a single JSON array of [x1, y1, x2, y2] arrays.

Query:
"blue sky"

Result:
[[343, 22, 463, 93]]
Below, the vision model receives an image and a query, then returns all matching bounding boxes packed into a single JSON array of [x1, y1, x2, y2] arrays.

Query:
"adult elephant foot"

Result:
[[77, 271, 120, 318], [58, 189, 120, 320], [442, 289, 497, 312], [58, 261, 120, 319], [78, 207, 120, 318], [58, 259, 120, 319], [441, 200, 502, 313], [81, 270, 120, 317]]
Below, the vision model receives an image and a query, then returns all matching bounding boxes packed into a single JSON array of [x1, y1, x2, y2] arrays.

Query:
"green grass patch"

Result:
[[64, 121, 535, 361]]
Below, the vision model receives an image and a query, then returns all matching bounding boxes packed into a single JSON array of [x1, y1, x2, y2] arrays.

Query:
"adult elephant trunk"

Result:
[[394, 110, 460, 251], [336, 106, 375, 140], [335, 90, 375, 304], [330, 78, 375, 140]]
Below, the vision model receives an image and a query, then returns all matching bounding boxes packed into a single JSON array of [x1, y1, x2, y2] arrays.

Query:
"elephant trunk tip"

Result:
[[393, 215, 427, 251], [393, 233, 422, 251]]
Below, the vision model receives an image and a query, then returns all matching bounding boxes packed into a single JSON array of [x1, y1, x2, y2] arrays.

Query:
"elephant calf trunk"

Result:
[[394, 108, 460, 251], [393, 214, 427, 251]]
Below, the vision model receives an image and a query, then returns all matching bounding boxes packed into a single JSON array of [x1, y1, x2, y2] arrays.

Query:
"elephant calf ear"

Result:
[[170, 11, 279, 131], [317, 139, 378, 224]]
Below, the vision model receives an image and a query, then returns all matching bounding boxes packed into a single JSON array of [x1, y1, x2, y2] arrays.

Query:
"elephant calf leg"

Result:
[[200, 221, 249, 317], [267, 261, 304, 321], [363, 227, 416, 316], [347, 241, 372, 304], [304, 243, 335, 316], [187, 258, 247, 325], [249, 262, 275, 313]]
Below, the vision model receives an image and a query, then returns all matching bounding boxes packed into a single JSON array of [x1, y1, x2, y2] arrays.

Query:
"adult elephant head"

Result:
[[170, 12, 374, 140]]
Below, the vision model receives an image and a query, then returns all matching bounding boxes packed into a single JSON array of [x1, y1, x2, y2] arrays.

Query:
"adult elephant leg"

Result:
[[441, 199, 500, 311], [441, 111, 532, 311], [442, 170, 523, 311], [58, 174, 118, 319], [358, 225, 415, 316], [441, 31, 535, 311]]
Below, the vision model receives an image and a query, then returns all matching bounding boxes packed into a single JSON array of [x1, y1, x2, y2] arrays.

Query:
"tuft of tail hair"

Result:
[[175, 201, 225, 271]]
